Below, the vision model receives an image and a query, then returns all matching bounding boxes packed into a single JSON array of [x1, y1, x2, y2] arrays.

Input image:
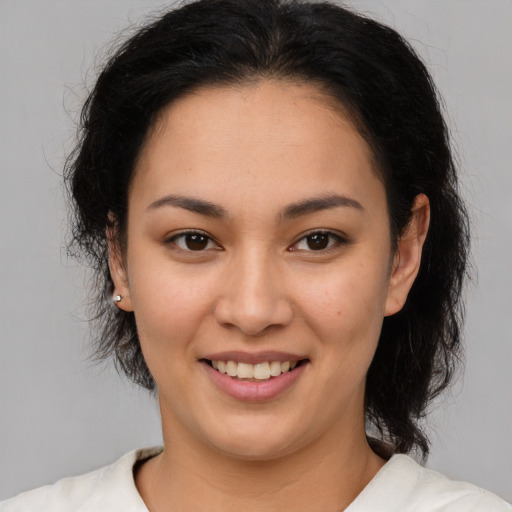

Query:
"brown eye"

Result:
[[185, 234, 209, 250], [171, 232, 218, 251], [291, 231, 345, 252], [306, 233, 329, 250]]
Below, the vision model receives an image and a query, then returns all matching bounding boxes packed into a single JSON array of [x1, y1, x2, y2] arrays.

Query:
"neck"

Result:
[[136, 416, 385, 512]]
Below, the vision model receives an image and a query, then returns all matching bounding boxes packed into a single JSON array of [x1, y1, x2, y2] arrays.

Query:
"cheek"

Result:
[[127, 259, 218, 353], [294, 259, 390, 348]]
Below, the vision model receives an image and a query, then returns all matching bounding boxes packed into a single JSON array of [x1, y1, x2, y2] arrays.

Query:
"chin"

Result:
[[203, 417, 303, 462]]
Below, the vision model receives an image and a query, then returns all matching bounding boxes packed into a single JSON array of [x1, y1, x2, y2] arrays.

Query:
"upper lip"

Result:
[[202, 351, 308, 364]]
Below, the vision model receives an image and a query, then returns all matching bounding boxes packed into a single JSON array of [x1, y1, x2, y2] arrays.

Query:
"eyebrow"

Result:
[[147, 195, 227, 218], [146, 193, 363, 219], [280, 194, 364, 219]]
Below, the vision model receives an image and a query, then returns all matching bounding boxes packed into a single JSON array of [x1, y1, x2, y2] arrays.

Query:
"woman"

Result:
[[1, 0, 510, 510]]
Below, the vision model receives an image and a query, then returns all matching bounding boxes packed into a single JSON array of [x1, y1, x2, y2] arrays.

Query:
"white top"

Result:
[[1, 447, 510, 511]]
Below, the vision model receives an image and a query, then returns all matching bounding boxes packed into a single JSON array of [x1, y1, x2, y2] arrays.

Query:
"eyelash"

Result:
[[289, 231, 348, 253], [166, 230, 221, 252], [165, 230, 348, 253]]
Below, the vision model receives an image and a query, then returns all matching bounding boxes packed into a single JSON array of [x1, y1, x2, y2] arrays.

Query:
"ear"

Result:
[[107, 217, 134, 312], [384, 194, 430, 317]]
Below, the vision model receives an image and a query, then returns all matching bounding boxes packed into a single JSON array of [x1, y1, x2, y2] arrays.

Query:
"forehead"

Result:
[[131, 80, 385, 215], [147, 80, 363, 155]]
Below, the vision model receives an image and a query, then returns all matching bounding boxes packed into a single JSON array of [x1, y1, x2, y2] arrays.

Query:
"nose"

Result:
[[214, 248, 293, 336]]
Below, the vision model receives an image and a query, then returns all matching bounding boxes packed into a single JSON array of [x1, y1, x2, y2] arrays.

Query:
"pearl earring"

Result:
[[114, 294, 123, 303]]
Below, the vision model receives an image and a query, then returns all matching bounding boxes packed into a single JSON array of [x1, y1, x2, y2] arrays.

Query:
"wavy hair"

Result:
[[66, 0, 470, 458]]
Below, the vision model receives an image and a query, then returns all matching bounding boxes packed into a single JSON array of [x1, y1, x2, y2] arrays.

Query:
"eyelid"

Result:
[[164, 229, 222, 251], [288, 229, 349, 252], [163, 228, 348, 253]]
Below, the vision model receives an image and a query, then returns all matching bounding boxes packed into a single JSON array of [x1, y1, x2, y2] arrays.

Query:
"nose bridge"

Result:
[[215, 243, 292, 335]]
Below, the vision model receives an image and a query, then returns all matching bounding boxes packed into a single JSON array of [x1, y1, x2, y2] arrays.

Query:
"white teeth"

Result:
[[253, 362, 271, 380], [226, 360, 237, 377], [269, 361, 282, 377], [237, 362, 254, 379], [210, 359, 301, 380]]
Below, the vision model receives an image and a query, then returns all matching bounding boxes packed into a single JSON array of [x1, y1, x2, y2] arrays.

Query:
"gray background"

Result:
[[1, 0, 511, 503]]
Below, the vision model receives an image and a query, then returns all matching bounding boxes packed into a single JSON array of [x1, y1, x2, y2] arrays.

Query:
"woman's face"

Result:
[[112, 80, 424, 460]]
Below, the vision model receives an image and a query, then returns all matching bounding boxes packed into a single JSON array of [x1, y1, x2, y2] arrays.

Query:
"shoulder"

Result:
[[348, 454, 512, 512], [0, 447, 162, 512]]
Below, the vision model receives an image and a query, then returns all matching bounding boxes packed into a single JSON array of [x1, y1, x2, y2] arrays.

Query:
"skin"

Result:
[[110, 80, 430, 512]]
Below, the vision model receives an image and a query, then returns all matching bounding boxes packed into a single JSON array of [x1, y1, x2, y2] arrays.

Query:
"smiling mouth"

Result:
[[203, 359, 308, 381]]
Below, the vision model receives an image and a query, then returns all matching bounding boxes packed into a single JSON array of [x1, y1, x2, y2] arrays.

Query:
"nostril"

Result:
[[213, 294, 294, 336]]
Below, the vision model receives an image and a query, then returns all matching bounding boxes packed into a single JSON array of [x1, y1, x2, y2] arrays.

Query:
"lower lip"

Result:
[[201, 361, 307, 402]]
